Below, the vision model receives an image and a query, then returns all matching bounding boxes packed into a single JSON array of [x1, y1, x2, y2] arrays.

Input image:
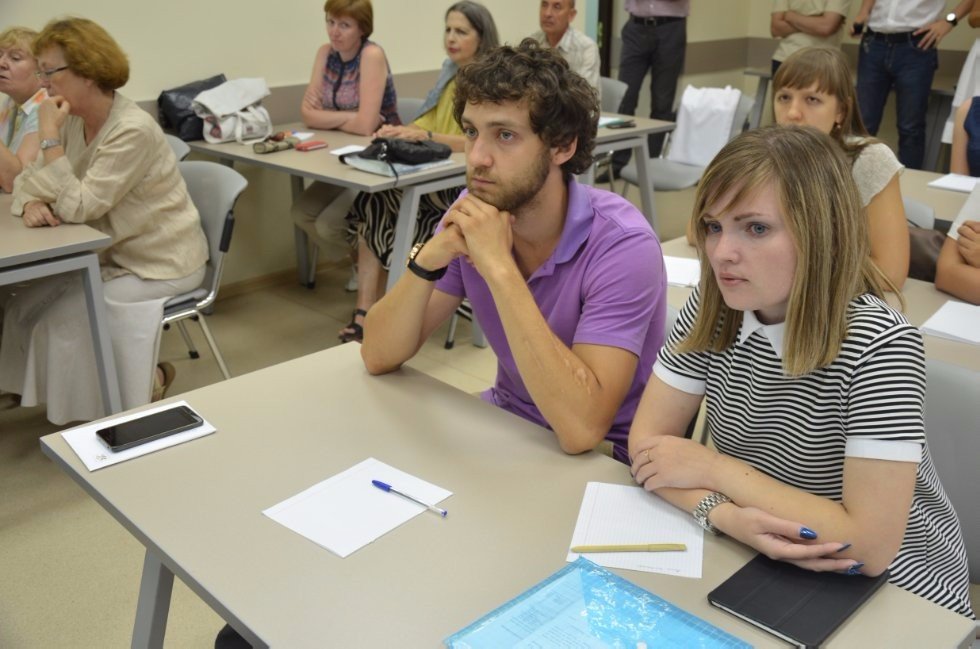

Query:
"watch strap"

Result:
[[40, 138, 62, 151], [693, 491, 733, 535], [406, 243, 447, 281]]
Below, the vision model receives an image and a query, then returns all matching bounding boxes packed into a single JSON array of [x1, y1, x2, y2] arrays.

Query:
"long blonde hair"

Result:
[[679, 125, 892, 375]]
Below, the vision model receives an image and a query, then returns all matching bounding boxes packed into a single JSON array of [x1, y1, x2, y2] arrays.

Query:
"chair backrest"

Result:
[[397, 97, 425, 125], [729, 93, 756, 140], [165, 133, 191, 161], [600, 77, 628, 114], [924, 358, 980, 583], [904, 197, 936, 230], [177, 160, 248, 302]]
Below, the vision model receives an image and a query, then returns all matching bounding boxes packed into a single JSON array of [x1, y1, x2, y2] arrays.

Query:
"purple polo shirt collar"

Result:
[[528, 178, 592, 280]]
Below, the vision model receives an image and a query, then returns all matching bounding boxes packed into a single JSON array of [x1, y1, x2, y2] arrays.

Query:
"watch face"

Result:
[[947, 12, 957, 22]]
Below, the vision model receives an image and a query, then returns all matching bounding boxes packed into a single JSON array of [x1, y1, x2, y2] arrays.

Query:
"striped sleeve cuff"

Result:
[[653, 359, 706, 395], [845, 439, 922, 463]]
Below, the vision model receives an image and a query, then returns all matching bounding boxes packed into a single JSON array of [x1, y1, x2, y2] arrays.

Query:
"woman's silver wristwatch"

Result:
[[693, 491, 733, 535]]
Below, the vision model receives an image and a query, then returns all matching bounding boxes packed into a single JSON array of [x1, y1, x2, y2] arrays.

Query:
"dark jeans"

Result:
[[856, 33, 937, 170], [613, 16, 686, 168]]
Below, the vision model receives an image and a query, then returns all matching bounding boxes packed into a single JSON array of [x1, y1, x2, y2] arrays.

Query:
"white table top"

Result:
[[39, 344, 976, 648], [0, 194, 109, 270], [187, 115, 674, 190]]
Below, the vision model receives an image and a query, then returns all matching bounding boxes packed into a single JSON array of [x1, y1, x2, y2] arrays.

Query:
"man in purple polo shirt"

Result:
[[361, 40, 666, 464]]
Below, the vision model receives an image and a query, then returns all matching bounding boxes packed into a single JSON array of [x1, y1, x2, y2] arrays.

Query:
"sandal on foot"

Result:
[[338, 308, 367, 343], [152, 362, 176, 402]]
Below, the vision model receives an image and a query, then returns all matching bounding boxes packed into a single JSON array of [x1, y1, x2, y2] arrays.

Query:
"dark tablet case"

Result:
[[707, 554, 889, 648]]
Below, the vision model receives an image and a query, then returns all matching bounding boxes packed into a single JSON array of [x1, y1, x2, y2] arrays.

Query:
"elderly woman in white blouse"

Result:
[[1, 17, 207, 424]]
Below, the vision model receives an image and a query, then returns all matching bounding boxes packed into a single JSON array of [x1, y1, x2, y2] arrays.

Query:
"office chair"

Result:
[[923, 359, 980, 642], [618, 92, 755, 195], [164, 133, 191, 161], [162, 161, 248, 379], [397, 97, 425, 125], [593, 77, 630, 191]]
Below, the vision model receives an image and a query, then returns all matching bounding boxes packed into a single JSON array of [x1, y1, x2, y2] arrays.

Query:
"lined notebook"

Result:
[[708, 554, 889, 648]]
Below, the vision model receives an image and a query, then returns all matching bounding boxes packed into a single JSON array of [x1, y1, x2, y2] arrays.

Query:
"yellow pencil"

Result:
[[571, 543, 687, 553]]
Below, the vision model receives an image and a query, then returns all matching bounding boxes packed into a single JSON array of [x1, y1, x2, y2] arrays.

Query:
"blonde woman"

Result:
[[629, 126, 974, 618], [0, 26, 45, 192], [772, 46, 909, 289]]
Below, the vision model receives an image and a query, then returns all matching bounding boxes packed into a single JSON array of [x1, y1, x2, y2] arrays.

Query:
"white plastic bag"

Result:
[[192, 78, 272, 144], [667, 85, 741, 167]]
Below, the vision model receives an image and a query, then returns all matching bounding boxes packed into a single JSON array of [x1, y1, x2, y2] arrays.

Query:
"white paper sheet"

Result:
[[920, 301, 980, 345], [926, 173, 980, 193], [665, 256, 701, 287], [330, 144, 365, 156], [567, 482, 704, 578], [263, 457, 452, 558], [60, 400, 215, 471]]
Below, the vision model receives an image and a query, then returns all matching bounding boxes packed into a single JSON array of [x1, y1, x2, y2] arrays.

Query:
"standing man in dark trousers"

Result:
[[852, 0, 973, 169], [607, 0, 689, 179]]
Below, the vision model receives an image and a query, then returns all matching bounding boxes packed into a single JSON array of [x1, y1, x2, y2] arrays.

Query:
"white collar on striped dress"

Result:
[[737, 309, 786, 359]]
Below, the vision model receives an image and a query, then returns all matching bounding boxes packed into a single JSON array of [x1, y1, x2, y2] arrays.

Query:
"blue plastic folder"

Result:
[[445, 558, 750, 648]]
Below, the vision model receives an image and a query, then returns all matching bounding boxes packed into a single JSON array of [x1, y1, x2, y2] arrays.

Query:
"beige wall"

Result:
[[6, 0, 578, 102], [7, 1, 976, 286]]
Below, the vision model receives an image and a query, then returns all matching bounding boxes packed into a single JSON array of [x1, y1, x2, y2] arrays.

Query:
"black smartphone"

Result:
[[96, 405, 203, 452], [606, 120, 636, 129]]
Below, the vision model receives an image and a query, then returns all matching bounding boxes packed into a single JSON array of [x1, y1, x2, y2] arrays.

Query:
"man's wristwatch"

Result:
[[946, 12, 959, 27], [406, 242, 447, 281], [693, 491, 733, 535], [39, 138, 62, 151]]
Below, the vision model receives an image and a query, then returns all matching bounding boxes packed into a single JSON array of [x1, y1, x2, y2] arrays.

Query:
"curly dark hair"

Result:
[[452, 38, 598, 177]]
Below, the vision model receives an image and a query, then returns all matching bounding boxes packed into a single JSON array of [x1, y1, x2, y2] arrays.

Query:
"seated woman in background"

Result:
[[338, 0, 498, 342], [0, 26, 46, 192], [950, 96, 980, 176], [0, 17, 208, 424], [301, 0, 399, 134], [291, 0, 398, 294], [772, 47, 909, 289], [629, 125, 974, 619]]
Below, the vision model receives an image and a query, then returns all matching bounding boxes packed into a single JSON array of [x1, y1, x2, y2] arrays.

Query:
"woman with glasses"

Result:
[[0, 17, 208, 424], [0, 26, 45, 192]]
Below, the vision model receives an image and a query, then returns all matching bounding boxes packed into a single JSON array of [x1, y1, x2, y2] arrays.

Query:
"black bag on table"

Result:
[[356, 137, 452, 165], [158, 74, 227, 141]]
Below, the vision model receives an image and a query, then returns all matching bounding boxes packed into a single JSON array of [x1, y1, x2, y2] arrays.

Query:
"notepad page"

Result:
[[567, 482, 704, 578], [927, 173, 980, 193], [664, 256, 701, 287], [921, 301, 980, 345]]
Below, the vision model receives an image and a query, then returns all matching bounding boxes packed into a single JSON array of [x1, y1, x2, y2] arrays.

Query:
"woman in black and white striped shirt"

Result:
[[629, 125, 974, 618]]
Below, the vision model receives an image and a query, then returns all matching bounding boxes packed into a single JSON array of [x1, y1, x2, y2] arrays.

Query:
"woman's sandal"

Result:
[[338, 308, 367, 343], [151, 362, 176, 402]]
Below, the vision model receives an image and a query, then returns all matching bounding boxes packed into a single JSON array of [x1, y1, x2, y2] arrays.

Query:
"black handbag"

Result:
[[158, 74, 227, 141], [341, 137, 452, 182], [357, 137, 452, 164]]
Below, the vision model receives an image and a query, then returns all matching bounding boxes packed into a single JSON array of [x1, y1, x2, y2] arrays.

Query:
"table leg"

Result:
[[289, 175, 314, 288], [79, 255, 123, 414], [924, 92, 952, 172], [387, 184, 423, 292], [131, 549, 174, 649], [632, 140, 658, 234], [749, 77, 769, 131]]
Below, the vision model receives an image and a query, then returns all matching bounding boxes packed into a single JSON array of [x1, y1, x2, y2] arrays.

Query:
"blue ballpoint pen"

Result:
[[371, 479, 448, 517]]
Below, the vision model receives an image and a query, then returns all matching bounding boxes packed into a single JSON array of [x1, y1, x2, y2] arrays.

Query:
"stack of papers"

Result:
[[920, 301, 980, 345], [263, 458, 452, 558], [664, 256, 701, 287], [926, 173, 979, 193]]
